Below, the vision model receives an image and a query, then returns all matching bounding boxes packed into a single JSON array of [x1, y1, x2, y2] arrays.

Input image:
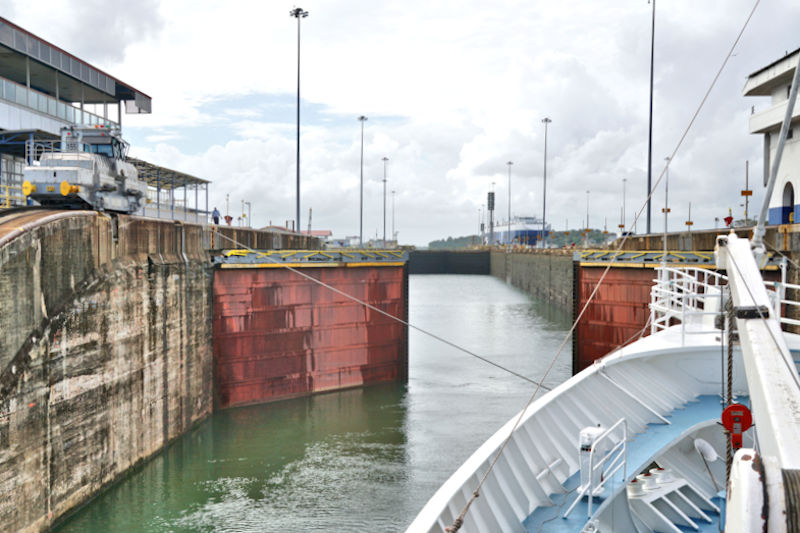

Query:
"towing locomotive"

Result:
[[22, 125, 147, 213]]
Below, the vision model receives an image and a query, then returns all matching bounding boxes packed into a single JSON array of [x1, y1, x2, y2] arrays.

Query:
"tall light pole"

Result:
[[391, 189, 396, 243], [663, 156, 670, 262], [622, 177, 627, 231], [506, 161, 513, 245], [382, 156, 389, 248], [358, 115, 367, 246], [646, 0, 656, 234], [585, 189, 590, 247], [541, 118, 551, 248], [290, 6, 308, 234], [489, 182, 495, 245]]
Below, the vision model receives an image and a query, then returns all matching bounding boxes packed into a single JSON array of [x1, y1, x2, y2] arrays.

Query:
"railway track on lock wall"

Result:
[[0, 207, 96, 248]]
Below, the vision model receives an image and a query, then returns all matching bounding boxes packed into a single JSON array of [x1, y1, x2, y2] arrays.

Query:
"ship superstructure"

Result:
[[493, 216, 549, 246]]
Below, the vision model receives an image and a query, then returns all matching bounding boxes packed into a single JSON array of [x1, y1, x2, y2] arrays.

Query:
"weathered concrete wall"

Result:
[[0, 213, 213, 532], [0, 208, 345, 533], [408, 250, 489, 274], [490, 250, 574, 311]]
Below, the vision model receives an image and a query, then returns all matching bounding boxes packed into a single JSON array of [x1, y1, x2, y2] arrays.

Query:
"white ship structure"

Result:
[[409, 45, 800, 533], [492, 216, 550, 246]]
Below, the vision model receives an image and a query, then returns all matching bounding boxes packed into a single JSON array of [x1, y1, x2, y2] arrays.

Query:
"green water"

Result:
[[55, 274, 572, 532]]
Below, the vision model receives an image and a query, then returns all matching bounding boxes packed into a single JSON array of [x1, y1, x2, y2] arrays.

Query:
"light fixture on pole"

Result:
[[290, 6, 309, 234], [663, 156, 670, 262], [585, 189, 590, 247], [382, 157, 389, 248], [391, 189, 396, 243], [541, 118, 551, 248], [507, 161, 513, 246], [646, 0, 656, 234], [622, 178, 627, 232], [358, 116, 367, 247]]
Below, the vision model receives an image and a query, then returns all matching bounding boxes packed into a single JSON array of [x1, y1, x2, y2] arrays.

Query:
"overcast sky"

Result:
[[6, 0, 800, 245]]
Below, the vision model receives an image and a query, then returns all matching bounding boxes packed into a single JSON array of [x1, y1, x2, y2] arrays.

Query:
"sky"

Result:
[[5, 0, 800, 245]]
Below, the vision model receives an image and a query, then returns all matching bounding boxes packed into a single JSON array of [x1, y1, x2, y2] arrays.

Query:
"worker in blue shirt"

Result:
[[212, 207, 220, 225]]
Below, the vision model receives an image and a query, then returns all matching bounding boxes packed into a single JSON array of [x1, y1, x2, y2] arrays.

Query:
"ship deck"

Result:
[[523, 394, 730, 533]]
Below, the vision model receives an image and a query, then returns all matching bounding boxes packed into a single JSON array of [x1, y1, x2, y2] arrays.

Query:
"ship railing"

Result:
[[650, 267, 727, 344], [771, 280, 800, 328], [563, 417, 627, 518], [651, 265, 799, 345]]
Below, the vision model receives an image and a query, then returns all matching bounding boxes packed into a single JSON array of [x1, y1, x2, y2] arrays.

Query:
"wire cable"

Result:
[[210, 229, 551, 391], [446, 1, 762, 529]]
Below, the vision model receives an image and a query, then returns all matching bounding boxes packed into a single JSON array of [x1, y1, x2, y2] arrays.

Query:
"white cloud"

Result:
[[7, 0, 800, 244]]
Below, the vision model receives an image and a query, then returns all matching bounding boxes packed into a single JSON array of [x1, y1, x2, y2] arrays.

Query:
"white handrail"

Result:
[[563, 417, 628, 518], [649, 265, 800, 344]]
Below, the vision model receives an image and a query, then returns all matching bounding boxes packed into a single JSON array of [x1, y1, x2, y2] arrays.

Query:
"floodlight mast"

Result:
[[290, 7, 309, 234], [358, 116, 367, 246]]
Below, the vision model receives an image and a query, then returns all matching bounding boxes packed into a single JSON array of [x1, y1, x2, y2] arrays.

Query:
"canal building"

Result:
[[0, 16, 209, 221], [744, 47, 800, 224]]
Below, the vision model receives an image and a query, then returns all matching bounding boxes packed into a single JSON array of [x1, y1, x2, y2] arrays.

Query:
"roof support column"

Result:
[[156, 169, 161, 219], [117, 101, 122, 127], [171, 174, 175, 220], [54, 71, 59, 101], [195, 183, 198, 223], [183, 177, 187, 221], [205, 184, 208, 225], [25, 57, 30, 107]]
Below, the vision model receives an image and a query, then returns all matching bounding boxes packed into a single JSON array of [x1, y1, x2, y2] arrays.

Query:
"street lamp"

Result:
[[382, 157, 389, 248], [541, 118, 552, 248], [391, 189, 396, 243], [507, 161, 513, 245], [585, 190, 590, 247], [622, 177, 627, 232], [290, 6, 309, 233], [646, 0, 656, 234], [663, 156, 670, 262], [358, 115, 367, 246]]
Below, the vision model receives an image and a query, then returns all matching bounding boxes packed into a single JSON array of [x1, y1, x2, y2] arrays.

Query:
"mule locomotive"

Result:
[[22, 125, 147, 213]]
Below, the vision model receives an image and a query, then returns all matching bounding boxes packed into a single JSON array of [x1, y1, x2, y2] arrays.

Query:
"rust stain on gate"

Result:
[[213, 261, 408, 408], [573, 266, 654, 373]]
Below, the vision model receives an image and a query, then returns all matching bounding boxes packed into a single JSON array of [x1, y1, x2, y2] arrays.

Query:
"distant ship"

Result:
[[491, 216, 549, 246]]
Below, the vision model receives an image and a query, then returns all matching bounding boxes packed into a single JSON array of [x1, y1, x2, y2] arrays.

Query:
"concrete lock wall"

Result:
[[490, 250, 574, 312], [0, 209, 409, 533], [0, 213, 214, 532]]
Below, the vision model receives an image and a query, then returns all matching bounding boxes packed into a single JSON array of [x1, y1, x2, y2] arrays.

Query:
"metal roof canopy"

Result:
[[744, 47, 800, 97], [127, 157, 209, 189], [0, 17, 151, 112], [0, 129, 58, 157]]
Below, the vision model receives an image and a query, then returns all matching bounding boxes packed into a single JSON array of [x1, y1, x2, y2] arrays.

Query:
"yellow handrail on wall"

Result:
[[1, 185, 25, 208]]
